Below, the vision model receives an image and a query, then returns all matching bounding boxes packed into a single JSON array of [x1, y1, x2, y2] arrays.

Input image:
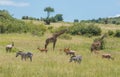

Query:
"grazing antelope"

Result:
[[16, 51, 33, 61], [102, 54, 114, 60], [37, 47, 48, 53], [69, 55, 82, 64], [6, 42, 14, 52], [64, 48, 75, 56]]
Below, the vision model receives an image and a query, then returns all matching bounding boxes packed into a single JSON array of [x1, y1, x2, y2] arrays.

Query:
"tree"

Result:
[[22, 16, 28, 20], [112, 21, 116, 24], [44, 6, 54, 19], [44, 6, 54, 25], [55, 14, 63, 21], [104, 19, 108, 24], [74, 19, 79, 22], [50, 17, 57, 22]]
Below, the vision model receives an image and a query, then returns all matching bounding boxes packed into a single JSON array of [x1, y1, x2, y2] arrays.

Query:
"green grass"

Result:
[[0, 33, 120, 77]]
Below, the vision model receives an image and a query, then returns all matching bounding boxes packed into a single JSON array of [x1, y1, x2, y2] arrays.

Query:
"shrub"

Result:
[[0, 24, 5, 33], [59, 34, 72, 40], [51, 26, 68, 33], [0, 10, 47, 36], [74, 19, 79, 23], [32, 31, 44, 37], [108, 30, 114, 36], [26, 22, 46, 36], [48, 26, 53, 30], [86, 24, 101, 36], [114, 30, 120, 37], [11, 48, 19, 53], [68, 23, 101, 36]]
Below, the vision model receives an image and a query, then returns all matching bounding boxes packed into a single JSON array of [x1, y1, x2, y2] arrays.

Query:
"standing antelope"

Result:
[[6, 42, 14, 52], [102, 54, 114, 60], [37, 47, 48, 53], [64, 48, 75, 56]]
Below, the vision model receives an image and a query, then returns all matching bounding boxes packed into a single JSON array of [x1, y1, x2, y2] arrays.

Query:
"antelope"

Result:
[[6, 42, 14, 52], [64, 48, 75, 56], [102, 54, 114, 60], [37, 47, 48, 53]]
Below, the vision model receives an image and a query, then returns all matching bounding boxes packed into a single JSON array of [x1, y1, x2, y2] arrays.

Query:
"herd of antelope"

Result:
[[5, 30, 114, 63]]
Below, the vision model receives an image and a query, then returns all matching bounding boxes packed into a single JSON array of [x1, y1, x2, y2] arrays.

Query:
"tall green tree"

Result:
[[44, 6, 54, 19], [55, 14, 63, 21]]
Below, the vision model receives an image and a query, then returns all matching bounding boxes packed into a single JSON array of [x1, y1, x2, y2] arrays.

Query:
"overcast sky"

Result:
[[0, 0, 120, 22]]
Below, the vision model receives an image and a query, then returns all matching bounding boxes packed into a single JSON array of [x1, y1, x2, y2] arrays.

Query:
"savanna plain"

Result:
[[0, 23, 120, 77]]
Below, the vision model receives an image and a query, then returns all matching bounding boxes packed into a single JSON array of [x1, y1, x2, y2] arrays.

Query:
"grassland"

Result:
[[0, 23, 120, 77]]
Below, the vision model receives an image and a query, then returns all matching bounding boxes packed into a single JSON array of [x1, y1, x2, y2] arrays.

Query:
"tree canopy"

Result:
[[44, 6, 54, 19]]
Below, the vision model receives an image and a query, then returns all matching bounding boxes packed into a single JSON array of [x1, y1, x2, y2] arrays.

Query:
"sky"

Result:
[[0, 0, 120, 22]]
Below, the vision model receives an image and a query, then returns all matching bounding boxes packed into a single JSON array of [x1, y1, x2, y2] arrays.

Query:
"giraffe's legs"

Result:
[[45, 43, 48, 49], [53, 39, 57, 50], [45, 39, 49, 49]]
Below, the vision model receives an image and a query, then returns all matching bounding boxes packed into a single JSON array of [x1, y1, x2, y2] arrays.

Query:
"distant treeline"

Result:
[[22, 14, 63, 23], [80, 17, 120, 25], [22, 16, 40, 21], [1, 10, 120, 38], [0, 10, 104, 37]]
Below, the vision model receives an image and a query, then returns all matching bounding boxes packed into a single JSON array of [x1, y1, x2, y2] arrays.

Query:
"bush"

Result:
[[59, 34, 72, 40], [114, 30, 120, 37], [86, 24, 101, 36], [26, 22, 46, 36], [0, 24, 5, 33], [74, 19, 79, 23], [11, 47, 19, 53], [108, 30, 114, 36], [32, 31, 44, 37], [51, 26, 68, 33], [0, 10, 47, 36], [68, 23, 101, 36], [48, 26, 53, 30]]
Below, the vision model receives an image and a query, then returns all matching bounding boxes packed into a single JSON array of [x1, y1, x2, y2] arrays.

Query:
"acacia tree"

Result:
[[44, 7, 54, 25], [44, 6, 54, 19]]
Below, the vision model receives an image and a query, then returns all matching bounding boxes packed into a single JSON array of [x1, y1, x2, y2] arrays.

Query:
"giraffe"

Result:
[[45, 29, 67, 50], [91, 34, 106, 54]]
